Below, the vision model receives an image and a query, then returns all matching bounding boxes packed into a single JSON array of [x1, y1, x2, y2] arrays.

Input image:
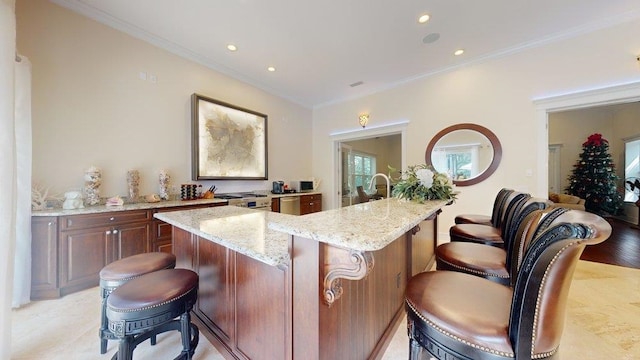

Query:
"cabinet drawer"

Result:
[[300, 194, 322, 202], [61, 210, 151, 230]]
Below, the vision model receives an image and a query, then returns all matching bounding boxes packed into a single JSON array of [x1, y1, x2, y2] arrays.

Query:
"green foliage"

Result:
[[389, 164, 457, 203]]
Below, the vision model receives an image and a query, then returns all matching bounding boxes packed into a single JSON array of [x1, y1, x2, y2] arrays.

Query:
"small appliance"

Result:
[[294, 180, 314, 193], [272, 181, 285, 194]]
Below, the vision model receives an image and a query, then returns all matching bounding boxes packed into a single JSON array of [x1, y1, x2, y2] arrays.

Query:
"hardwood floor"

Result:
[[580, 218, 640, 269]]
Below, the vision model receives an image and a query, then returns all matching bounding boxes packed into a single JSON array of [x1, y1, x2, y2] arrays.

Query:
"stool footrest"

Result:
[[109, 320, 199, 360]]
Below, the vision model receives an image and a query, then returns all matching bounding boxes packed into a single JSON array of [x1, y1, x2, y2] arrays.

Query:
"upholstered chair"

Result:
[[406, 209, 612, 360]]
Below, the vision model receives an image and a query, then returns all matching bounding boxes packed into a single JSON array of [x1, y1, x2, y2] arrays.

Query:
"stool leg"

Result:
[[117, 336, 134, 360], [99, 295, 108, 354], [180, 312, 190, 355]]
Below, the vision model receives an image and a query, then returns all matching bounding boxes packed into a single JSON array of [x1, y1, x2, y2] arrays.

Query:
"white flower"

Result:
[[416, 168, 434, 189]]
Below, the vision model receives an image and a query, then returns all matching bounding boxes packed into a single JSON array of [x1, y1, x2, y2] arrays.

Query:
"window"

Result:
[[432, 144, 478, 180], [351, 152, 377, 189], [624, 138, 640, 202]]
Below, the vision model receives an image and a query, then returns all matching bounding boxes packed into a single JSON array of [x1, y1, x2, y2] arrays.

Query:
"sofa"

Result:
[[548, 192, 586, 211]]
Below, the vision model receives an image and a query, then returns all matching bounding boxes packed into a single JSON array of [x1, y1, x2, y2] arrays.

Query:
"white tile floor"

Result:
[[11, 260, 640, 359]]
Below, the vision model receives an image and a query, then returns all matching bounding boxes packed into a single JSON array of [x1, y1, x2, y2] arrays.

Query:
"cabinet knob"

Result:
[[113, 229, 119, 234], [106, 230, 111, 235], [48, 222, 53, 226], [110, 217, 115, 221]]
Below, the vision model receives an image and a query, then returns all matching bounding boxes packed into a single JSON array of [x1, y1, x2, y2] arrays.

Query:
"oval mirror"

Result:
[[425, 123, 502, 186]]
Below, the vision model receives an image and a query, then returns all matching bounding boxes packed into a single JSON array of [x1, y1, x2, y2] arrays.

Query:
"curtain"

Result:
[[13, 55, 32, 308], [1, 0, 17, 357]]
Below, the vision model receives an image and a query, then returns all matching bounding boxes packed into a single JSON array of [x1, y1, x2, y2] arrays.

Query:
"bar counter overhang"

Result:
[[154, 198, 447, 360]]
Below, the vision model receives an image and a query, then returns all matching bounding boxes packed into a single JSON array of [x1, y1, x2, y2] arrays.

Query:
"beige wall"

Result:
[[17, 0, 312, 198], [312, 19, 640, 236]]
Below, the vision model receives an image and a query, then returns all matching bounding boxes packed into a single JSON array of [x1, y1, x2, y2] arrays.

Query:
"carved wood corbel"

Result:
[[323, 246, 374, 306]]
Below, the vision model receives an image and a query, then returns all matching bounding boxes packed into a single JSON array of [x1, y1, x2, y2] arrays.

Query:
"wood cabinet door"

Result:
[[271, 198, 280, 212], [31, 217, 59, 299], [115, 221, 151, 260], [59, 227, 109, 290], [173, 227, 197, 271], [196, 237, 234, 343]]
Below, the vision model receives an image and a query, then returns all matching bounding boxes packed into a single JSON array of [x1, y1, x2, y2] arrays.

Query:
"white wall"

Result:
[[17, 0, 313, 199], [312, 19, 640, 238]]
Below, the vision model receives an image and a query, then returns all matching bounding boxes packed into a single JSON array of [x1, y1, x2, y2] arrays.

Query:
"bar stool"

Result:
[[106, 268, 199, 360], [99, 252, 176, 354]]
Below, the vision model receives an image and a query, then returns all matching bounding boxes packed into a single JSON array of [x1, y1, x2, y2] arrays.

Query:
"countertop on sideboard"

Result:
[[31, 198, 228, 217], [269, 191, 322, 198], [154, 198, 447, 267]]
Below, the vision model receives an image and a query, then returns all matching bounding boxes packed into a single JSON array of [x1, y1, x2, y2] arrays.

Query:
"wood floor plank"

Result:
[[580, 218, 640, 269]]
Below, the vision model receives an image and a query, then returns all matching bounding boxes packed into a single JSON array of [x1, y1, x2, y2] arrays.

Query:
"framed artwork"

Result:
[[191, 93, 268, 180]]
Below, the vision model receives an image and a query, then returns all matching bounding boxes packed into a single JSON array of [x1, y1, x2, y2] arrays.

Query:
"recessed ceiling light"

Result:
[[267, 66, 276, 72], [454, 49, 465, 56], [418, 14, 430, 24], [227, 44, 237, 51]]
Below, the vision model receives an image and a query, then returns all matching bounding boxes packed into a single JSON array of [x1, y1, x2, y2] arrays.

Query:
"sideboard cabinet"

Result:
[[31, 202, 225, 300]]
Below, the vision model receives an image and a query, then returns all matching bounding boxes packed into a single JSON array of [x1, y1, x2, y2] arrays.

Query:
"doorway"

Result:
[[535, 81, 640, 222], [339, 135, 401, 207], [331, 122, 408, 209]]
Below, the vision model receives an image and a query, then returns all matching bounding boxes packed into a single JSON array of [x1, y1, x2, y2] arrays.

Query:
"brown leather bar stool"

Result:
[[106, 268, 199, 360], [436, 198, 551, 285], [406, 210, 612, 360], [454, 188, 513, 225], [449, 191, 530, 248], [99, 252, 176, 354]]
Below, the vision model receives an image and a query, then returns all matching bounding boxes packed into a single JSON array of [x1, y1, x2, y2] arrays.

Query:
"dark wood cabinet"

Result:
[[30, 217, 59, 299], [300, 194, 322, 215], [30, 201, 225, 300], [173, 228, 290, 360], [271, 198, 280, 213], [57, 210, 151, 295], [58, 225, 110, 293]]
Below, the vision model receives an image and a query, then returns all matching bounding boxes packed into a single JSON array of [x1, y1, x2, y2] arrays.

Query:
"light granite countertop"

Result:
[[269, 198, 447, 251], [155, 206, 292, 267], [31, 198, 228, 217], [154, 198, 448, 267]]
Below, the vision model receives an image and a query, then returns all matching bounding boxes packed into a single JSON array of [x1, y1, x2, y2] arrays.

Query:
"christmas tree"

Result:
[[566, 133, 623, 215]]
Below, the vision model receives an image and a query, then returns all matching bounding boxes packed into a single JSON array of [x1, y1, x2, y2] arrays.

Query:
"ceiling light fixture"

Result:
[[454, 49, 465, 56], [418, 14, 430, 24], [267, 66, 276, 72], [226, 44, 237, 51], [358, 114, 369, 128]]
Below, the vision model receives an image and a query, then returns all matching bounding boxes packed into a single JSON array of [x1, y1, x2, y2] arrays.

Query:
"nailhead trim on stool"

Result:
[[98, 252, 176, 354], [106, 268, 199, 360]]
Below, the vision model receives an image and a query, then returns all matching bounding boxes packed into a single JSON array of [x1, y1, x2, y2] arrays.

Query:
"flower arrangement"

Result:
[[390, 164, 457, 203]]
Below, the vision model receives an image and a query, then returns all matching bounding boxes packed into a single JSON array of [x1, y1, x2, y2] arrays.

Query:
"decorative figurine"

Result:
[[84, 166, 102, 206], [62, 190, 84, 210], [159, 169, 170, 200], [127, 170, 140, 202]]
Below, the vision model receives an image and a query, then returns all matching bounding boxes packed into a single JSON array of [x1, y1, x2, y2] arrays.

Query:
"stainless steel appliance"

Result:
[[217, 192, 272, 211], [292, 180, 314, 193], [279, 196, 300, 215]]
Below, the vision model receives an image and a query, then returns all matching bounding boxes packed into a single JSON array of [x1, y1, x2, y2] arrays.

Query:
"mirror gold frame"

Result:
[[425, 123, 502, 186]]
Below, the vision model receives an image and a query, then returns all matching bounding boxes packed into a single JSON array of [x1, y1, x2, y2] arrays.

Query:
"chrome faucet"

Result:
[[369, 173, 390, 199]]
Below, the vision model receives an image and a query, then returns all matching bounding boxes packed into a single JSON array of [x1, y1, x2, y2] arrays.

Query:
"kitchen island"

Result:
[[155, 198, 447, 360]]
